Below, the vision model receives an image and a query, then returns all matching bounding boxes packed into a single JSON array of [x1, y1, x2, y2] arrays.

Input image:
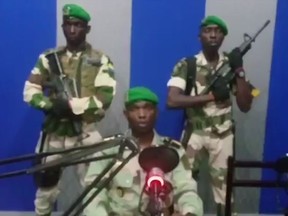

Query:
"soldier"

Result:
[[166, 16, 253, 215], [23, 4, 116, 216], [84, 87, 203, 216]]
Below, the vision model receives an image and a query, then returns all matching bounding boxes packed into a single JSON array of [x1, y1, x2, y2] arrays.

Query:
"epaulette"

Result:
[[162, 137, 182, 149], [84, 56, 102, 67]]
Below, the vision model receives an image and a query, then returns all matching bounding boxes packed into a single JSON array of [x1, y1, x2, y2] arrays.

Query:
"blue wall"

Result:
[[130, 0, 206, 139], [260, 0, 288, 213], [0, 0, 56, 211]]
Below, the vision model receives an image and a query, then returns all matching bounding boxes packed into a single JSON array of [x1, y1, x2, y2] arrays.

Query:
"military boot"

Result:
[[216, 203, 237, 216]]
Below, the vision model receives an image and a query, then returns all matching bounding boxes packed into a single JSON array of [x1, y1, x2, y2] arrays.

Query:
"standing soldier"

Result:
[[166, 15, 253, 215], [23, 4, 116, 216]]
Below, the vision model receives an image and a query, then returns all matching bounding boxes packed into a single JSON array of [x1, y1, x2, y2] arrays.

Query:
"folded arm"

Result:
[[69, 55, 116, 115], [167, 59, 214, 109]]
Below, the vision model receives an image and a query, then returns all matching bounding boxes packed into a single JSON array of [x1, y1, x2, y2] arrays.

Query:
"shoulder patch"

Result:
[[162, 137, 182, 149], [175, 58, 187, 69]]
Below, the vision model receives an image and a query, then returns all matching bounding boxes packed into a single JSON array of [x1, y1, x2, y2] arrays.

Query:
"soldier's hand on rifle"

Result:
[[211, 77, 230, 102], [228, 47, 243, 71], [50, 96, 72, 117]]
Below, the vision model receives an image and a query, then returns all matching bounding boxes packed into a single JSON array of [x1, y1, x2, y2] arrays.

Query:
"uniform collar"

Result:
[[124, 129, 163, 147], [66, 50, 82, 59], [65, 42, 92, 59], [195, 51, 227, 67]]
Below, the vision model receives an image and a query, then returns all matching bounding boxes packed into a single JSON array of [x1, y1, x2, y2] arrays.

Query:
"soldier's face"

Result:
[[199, 24, 225, 51], [124, 101, 157, 134], [62, 17, 90, 46]]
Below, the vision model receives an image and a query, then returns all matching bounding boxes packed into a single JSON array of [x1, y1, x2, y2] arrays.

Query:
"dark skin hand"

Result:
[[167, 24, 252, 113], [229, 48, 253, 112]]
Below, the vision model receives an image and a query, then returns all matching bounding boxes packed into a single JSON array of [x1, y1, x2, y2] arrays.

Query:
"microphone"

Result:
[[139, 146, 179, 215], [147, 167, 164, 189], [146, 167, 165, 197]]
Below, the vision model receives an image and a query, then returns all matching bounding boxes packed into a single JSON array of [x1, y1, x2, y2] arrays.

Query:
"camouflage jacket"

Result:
[[23, 43, 116, 136], [84, 130, 203, 216], [167, 51, 233, 133]]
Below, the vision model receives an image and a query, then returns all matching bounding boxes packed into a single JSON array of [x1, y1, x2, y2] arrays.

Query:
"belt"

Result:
[[190, 113, 231, 131]]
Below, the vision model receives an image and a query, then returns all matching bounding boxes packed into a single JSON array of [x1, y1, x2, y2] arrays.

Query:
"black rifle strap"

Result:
[[45, 51, 62, 76], [181, 57, 197, 149], [184, 57, 197, 95]]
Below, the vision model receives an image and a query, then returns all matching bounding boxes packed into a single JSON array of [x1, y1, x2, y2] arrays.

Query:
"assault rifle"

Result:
[[45, 52, 82, 135], [199, 20, 271, 96]]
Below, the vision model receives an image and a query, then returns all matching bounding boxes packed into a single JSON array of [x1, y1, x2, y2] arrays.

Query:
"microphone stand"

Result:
[[0, 134, 125, 179], [0, 134, 139, 216], [63, 137, 138, 216], [138, 146, 179, 216], [146, 187, 163, 216]]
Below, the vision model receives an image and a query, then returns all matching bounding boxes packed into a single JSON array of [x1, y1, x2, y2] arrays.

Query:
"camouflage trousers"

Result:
[[34, 123, 102, 216], [185, 129, 233, 205]]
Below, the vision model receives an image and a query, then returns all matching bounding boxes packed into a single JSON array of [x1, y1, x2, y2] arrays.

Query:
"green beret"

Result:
[[200, 15, 228, 35], [125, 87, 159, 106], [63, 4, 91, 22]]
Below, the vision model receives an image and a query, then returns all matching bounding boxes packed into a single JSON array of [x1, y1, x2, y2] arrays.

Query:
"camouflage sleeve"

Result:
[[23, 53, 53, 110], [172, 152, 203, 216], [69, 55, 116, 115], [84, 150, 111, 216], [166, 58, 188, 91]]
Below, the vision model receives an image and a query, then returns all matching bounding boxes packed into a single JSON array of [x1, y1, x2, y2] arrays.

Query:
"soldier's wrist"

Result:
[[235, 67, 245, 78], [208, 92, 215, 101]]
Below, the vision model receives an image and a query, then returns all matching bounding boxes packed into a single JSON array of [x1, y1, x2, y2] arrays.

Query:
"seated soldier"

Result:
[[83, 87, 203, 216]]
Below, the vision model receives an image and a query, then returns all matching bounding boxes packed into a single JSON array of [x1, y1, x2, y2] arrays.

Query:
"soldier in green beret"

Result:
[[23, 4, 116, 216], [83, 87, 203, 216], [167, 15, 253, 215]]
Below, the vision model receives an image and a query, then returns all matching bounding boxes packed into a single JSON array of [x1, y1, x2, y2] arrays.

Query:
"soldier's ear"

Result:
[[86, 25, 91, 34], [123, 109, 128, 118], [155, 107, 159, 117]]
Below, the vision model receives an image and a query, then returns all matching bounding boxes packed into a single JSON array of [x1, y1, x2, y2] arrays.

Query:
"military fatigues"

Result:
[[84, 131, 203, 216], [23, 43, 116, 215], [167, 51, 233, 206]]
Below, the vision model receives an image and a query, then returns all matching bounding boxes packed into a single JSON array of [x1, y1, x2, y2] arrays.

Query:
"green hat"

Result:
[[63, 4, 91, 22], [200, 15, 228, 35], [125, 87, 159, 106]]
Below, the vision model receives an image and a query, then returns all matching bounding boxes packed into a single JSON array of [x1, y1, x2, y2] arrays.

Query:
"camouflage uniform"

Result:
[[84, 130, 203, 216], [167, 51, 233, 206], [23, 42, 116, 215]]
